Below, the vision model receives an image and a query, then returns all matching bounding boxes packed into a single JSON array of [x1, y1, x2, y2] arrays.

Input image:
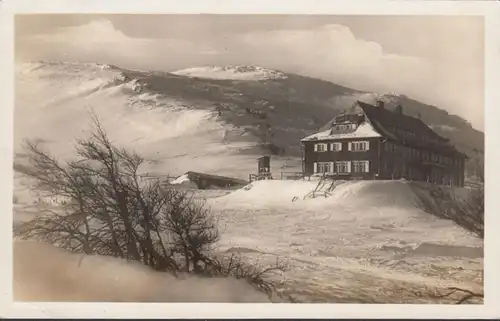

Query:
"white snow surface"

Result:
[[14, 61, 268, 179], [170, 174, 191, 185], [207, 180, 483, 302], [13, 240, 269, 302], [171, 65, 287, 81], [302, 121, 382, 141]]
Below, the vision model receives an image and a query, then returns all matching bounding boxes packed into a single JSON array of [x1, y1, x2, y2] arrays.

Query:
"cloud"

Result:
[[16, 19, 208, 66], [237, 24, 431, 91], [234, 24, 482, 129]]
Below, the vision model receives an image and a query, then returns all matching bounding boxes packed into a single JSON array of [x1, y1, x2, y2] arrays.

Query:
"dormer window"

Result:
[[331, 123, 356, 132]]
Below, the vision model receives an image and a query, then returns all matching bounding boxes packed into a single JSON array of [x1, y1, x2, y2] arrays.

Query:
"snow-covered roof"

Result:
[[301, 121, 382, 142]]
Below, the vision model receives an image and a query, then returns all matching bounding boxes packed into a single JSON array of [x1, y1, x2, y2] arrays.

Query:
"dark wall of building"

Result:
[[303, 138, 382, 179], [378, 140, 465, 187], [303, 138, 465, 187]]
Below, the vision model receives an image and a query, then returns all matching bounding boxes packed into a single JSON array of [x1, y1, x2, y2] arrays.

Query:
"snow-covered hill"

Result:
[[14, 61, 271, 180], [171, 65, 287, 81]]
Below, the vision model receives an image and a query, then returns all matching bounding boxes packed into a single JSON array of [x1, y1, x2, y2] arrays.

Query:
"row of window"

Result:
[[314, 160, 370, 174], [314, 141, 370, 153], [331, 123, 357, 132], [384, 142, 460, 166]]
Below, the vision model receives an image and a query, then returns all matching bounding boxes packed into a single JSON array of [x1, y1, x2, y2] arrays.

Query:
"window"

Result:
[[330, 142, 342, 152], [333, 123, 356, 131], [352, 160, 369, 173], [314, 143, 328, 152], [314, 162, 334, 174], [349, 141, 370, 152], [335, 161, 351, 173]]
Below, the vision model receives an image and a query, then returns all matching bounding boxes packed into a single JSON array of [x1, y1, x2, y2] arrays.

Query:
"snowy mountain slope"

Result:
[[14, 61, 281, 180], [15, 61, 483, 180], [124, 63, 484, 160]]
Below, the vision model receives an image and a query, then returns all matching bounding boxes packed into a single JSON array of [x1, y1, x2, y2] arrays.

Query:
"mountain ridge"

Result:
[[15, 61, 484, 177]]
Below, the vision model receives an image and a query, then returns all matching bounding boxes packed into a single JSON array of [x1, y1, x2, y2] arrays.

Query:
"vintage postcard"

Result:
[[1, 0, 499, 319]]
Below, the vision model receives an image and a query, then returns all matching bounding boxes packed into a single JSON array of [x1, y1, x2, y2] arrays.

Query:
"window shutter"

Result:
[[314, 144, 318, 152], [330, 162, 334, 173], [364, 161, 370, 173], [313, 162, 318, 173], [347, 161, 352, 173], [338, 143, 343, 151], [365, 141, 370, 150], [348, 142, 352, 151]]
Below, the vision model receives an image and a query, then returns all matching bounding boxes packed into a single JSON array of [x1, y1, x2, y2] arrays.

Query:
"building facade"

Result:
[[301, 100, 467, 187]]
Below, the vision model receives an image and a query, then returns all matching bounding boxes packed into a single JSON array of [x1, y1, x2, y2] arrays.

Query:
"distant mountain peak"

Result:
[[171, 65, 287, 81]]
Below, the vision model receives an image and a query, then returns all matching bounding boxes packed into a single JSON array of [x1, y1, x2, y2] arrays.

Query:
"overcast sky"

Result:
[[15, 14, 484, 130]]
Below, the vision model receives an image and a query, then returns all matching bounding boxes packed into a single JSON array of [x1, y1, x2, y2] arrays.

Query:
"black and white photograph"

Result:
[[1, 0, 499, 319]]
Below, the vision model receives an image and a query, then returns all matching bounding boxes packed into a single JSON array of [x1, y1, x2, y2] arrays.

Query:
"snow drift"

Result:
[[207, 179, 483, 302], [13, 240, 269, 302], [14, 61, 260, 179]]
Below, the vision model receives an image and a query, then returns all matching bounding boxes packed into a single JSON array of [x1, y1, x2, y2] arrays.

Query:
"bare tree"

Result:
[[14, 114, 285, 298], [14, 115, 206, 272]]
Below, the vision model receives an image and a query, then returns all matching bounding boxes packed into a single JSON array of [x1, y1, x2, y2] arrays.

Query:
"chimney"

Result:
[[395, 105, 403, 114], [376, 100, 385, 109]]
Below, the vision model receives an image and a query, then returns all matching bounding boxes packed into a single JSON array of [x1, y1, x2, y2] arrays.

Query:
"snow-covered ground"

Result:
[[206, 180, 483, 303], [13, 240, 269, 302], [12, 179, 483, 303]]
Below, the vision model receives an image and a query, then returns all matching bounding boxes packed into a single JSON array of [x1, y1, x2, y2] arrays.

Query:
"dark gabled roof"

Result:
[[185, 171, 248, 185], [356, 101, 467, 158]]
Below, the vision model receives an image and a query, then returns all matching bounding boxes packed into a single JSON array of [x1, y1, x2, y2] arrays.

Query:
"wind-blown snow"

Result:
[[207, 180, 483, 302], [14, 61, 261, 179], [171, 65, 287, 81], [13, 240, 269, 302]]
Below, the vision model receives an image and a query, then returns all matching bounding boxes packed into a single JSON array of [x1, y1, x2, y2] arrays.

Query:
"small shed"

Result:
[[257, 156, 271, 174], [185, 171, 248, 190]]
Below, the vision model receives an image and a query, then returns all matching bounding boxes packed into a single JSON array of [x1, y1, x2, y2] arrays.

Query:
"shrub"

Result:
[[14, 114, 284, 299]]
